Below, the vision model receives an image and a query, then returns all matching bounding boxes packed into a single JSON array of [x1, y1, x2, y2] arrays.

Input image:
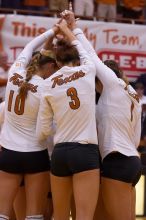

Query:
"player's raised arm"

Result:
[[9, 25, 58, 74], [62, 10, 118, 88], [55, 19, 95, 70]]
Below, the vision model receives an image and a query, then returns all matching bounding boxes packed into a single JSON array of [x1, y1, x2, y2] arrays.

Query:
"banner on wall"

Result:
[[1, 14, 146, 81]]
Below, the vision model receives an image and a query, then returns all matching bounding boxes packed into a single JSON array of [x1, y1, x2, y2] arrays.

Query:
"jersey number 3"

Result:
[[8, 90, 25, 115], [67, 87, 80, 110]]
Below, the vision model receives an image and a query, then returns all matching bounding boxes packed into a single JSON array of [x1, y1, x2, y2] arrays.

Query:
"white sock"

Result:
[[0, 214, 9, 220], [25, 215, 44, 220]]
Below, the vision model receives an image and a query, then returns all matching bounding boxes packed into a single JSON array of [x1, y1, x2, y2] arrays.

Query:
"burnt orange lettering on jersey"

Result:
[[51, 71, 85, 88], [9, 73, 38, 93], [67, 87, 80, 110], [8, 90, 14, 112], [9, 73, 23, 87], [14, 94, 25, 115]]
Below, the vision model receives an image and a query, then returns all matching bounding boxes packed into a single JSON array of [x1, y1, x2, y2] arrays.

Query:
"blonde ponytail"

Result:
[[19, 53, 41, 98]]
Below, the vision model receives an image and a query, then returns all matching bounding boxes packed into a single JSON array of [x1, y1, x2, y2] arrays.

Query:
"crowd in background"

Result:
[[0, 0, 146, 23]]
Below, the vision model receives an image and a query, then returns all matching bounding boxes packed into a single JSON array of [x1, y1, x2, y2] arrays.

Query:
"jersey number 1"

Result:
[[8, 90, 25, 115]]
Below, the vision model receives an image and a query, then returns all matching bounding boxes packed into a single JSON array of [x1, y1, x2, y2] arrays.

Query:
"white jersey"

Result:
[[73, 28, 141, 159], [36, 40, 98, 145], [0, 29, 55, 152]]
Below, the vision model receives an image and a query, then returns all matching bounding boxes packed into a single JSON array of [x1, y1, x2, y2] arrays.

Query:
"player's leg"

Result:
[[0, 147, 23, 219], [73, 169, 99, 220], [0, 171, 22, 219], [10, 207, 16, 220], [43, 192, 53, 220], [25, 171, 50, 220], [50, 143, 75, 220], [93, 184, 109, 220], [70, 195, 76, 220], [102, 177, 134, 220], [13, 185, 26, 220], [51, 174, 72, 220], [101, 153, 141, 220], [24, 149, 50, 220], [70, 143, 100, 220]]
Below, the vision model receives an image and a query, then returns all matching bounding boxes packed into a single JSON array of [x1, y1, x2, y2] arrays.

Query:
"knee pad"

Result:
[[0, 214, 9, 220], [25, 215, 44, 220]]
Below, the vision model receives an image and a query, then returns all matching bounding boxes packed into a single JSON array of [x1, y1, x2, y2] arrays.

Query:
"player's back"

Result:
[[96, 79, 141, 159], [0, 71, 46, 152], [44, 64, 98, 145]]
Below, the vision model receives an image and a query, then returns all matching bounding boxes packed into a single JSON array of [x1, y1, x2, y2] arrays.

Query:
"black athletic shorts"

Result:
[[101, 152, 142, 186], [51, 142, 100, 177], [0, 147, 50, 174]]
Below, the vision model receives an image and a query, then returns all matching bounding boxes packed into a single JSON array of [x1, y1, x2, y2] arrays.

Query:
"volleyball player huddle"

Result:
[[0, 10, 142, 220]]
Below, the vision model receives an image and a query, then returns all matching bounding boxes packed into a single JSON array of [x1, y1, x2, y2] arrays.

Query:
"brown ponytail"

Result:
[[55, 39, 80, 65], [104, 60, 129, 84]]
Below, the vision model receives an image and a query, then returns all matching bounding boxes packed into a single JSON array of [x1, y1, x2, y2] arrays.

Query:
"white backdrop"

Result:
[[1, 14, 146, 81]]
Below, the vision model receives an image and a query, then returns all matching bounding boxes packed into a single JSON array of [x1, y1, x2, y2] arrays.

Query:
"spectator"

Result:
[[135, 73, 146, 95], [135, 82, 146, 105], [0, 51, 9, 102], [122, 0, 144, 20], [23, 0, 47, 11], [49, 0, 68, 12], [74, 0, 94, 17], [96, 0, 117, 21]]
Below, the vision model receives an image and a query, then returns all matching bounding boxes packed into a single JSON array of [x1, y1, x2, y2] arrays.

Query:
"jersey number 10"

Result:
[[8, 90, 25, 115]]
